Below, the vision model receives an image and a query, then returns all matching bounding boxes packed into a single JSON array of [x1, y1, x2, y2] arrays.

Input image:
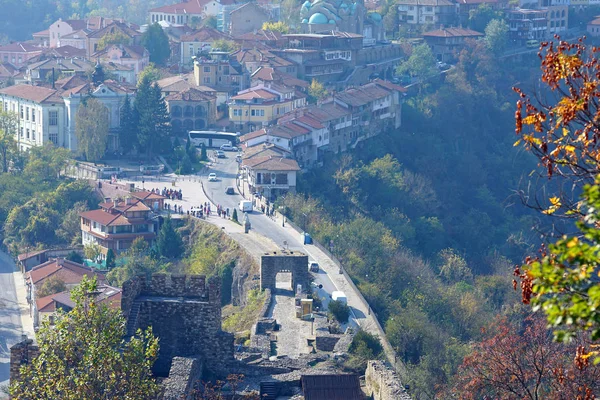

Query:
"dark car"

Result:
[[309, 262, 319, 272], [225, 186, 235, 195]]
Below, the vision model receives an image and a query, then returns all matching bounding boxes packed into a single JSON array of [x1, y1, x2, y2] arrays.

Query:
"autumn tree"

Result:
[[75, 97, 109, 161], [308, 79, 328, 103], [96, 30, 132, 51], [211, 39, 240, 53], [513, 39, 600, 347], [450, 314, 600, 399], [262, 21, 290, 33], [10, 276, 160, 399]]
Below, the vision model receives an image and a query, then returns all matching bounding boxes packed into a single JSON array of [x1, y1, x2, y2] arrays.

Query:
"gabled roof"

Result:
[[36, 293, 57, 313], [27, 258, 105, 286], [132, 190, 167, 201], [0, 62, 20, 79], [251, 66, 309, 88], [0, 42, 43, 54], [156, 74, 196, 92], [372, 78, 407, 93], [150, 0, 206, 14], [236, 29, 283, 42], [0, 84, 62, 103], [27, 58, 94, 73], [242, 155, 300, 171], [231, 88, 278, 101], [423, 27, 484, 38], [87, 21, 140, 39], [93, 44, 147, 60], [60, 19, 88, 31], [181, 27, 232, 42], [61, 29, 92, 40], [229, 2, 269, 16], [18, 249, 47, 262], [242, 143, 291, 159], [165, 86, 216, 101], [52, 284, 122, 309], [232, 48, 294, 68], [301, 374, 362, 400], [589, 17, 600, 26], [334, 84, 393, 107], [305, 103, 351, 122], [42, 45, 87, 58], [239, 128, 268, 142], [33, 29, 50, 38], [294, 115, 324, 129]]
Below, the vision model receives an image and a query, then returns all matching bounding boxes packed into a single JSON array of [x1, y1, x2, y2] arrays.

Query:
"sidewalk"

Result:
[[12, 269, 35, 339]]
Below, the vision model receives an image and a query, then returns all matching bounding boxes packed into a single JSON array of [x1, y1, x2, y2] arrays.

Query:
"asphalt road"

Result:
[[0, 250, 23, 394], [202, 153, 338, 302]]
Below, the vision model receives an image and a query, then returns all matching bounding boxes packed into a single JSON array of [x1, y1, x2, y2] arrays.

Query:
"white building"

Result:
[[241, 155, 300, 200], [0, 85, 67, 151]]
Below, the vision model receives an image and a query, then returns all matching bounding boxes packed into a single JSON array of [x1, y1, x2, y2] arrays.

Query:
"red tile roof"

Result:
[[0, 42, 43, 53], [239, 128, 268, 142], [150, 0, 206, 14], [295, 115, 324, 129], [231, 88, 278, 101], [27, 258, 105, 286], [0, 84, 63, 104], [52, 285, 121, 309], [242, 155, 300, 171], [36, 293, 57, 313], [165, 87, 216, 102], [181, 27, 232, 42], [80, 209, 121, 225], [18, 249, 46, 262]]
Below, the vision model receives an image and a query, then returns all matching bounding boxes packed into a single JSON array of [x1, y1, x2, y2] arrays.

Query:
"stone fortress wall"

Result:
[[121, 274, 234, 377]]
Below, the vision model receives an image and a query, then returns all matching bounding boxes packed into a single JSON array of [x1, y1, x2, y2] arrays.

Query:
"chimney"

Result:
[[104, 197, 111, 203], [113, 198, 118, 208], [126, 197, 132, 205]]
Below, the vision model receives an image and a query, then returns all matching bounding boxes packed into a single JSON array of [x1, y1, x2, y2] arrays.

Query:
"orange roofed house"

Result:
[[79, 191, 166, 256]]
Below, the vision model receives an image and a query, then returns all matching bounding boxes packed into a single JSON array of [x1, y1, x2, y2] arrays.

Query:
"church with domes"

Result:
[[299, 0, 385, 43]]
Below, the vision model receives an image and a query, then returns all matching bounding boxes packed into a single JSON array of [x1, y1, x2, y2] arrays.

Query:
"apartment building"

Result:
[[0, 43, 43, 67], [396, 0, 457, 30], [507, 8, 549, 43]]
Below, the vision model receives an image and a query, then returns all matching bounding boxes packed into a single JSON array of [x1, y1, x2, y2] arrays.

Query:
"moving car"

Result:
[[309, 262, 319, 272], [220, 144, 238, 152], [215, 150, 226, 158], [225, 186, 235, 195], [208, 173, 217, 181]]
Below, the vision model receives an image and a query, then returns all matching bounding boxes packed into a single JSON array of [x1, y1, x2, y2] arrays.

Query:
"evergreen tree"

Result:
[[140, 23, 170, 65], [91, 63, 105, 86], [232, 208, 238, 223], [134, 77, 171, 159], [66, 250, 84, 264], [119, 94, 138, 154], [200, 144, 208, 161], [156, 216, 183, 259], [105, 248, 116, 270]]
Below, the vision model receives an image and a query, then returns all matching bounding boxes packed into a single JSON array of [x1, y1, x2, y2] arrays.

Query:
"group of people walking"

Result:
[[152, 187, 182, 200]]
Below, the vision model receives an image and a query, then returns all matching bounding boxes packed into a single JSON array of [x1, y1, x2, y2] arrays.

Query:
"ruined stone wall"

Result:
[[9, 336, 39, 389], [162, 357, 203, 400], [365, 360, 412, 400], [260, 252, 309, 292], [122, 274, 233, 377]]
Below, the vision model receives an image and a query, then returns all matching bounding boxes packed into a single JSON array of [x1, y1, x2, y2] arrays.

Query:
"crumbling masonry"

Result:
[[121, 274, 234, 377]]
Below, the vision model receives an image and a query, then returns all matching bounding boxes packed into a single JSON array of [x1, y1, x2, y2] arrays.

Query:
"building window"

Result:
[[49, 110, 58, 126], [203, 77, 211, 83], [20, 105, 23, 118], [26, 129, 30, 139], [20, 127, 23, 137], [259, 109, 265, 116], [26, 107, 29, 120], [203, 66, 211, 72], [32, 129, 35, 141], [251, 109, 256, 116], [32, 109, 35, 122], [49, 133, 58, 145], [425, 6, 432, 11]]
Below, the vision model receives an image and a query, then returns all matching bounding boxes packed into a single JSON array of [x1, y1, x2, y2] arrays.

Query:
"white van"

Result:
[[331, 291, 347, 304], [239, 200, 252, 212]]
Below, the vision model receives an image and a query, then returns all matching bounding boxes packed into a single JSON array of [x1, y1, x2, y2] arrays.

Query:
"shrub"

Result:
[[328, 300, 350, 323]]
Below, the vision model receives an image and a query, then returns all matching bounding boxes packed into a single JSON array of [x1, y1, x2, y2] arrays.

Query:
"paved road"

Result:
[[202, 153, 338, 300], [0, 250, 24, 395]]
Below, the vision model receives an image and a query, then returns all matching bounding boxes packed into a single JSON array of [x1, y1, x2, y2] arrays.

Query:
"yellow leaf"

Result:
[[550, 197, 561, 206], [562, 127, 569, 136], [565, 145, 576, 153], [513, 139, 522, 147], [567, 237, 579, 248], [523, 115, 537, 125]]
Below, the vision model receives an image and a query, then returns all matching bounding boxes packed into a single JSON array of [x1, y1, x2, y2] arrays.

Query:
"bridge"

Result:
[[188, 130, 238, 148]]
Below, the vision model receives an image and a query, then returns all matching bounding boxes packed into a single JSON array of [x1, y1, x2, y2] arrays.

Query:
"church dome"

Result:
[[329, 19, 336, 24], [302, 18, 308, 23], [302, 0, 311, 9], [308, 13, 328, 24]]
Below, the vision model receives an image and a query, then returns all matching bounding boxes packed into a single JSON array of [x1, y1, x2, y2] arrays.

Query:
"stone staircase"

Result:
[[259, 381, 278, 400], [126, 300, 141, 337]]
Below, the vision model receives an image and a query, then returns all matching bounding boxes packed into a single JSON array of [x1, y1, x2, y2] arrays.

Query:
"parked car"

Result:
[[225, 186, 235, 194], [309, 262, 319, 272], [215, 150, 226, 158], [208, 173, 217, 181], [437, 61, 450, 71], [220, 144, 238, 152]]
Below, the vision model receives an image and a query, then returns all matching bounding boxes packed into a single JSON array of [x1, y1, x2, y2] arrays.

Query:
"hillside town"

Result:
[[2, 0, 600, 399]]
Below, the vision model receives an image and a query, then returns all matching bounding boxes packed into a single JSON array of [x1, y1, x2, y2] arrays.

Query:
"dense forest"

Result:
[[278, 41, 546, 397]]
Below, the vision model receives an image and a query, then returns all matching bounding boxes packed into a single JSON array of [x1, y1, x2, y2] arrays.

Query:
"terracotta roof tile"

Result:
[[0, 84, 62, 103], [242, 155, 300, 171], [27, 258, 105, 286], [423, 27, 484, 38], [150, 0, 206, 14]]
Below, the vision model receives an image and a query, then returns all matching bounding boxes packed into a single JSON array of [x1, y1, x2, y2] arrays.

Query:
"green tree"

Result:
[[75, 97, 109, 161], [308, 79, 328, 104], [0, 110, 18, 172], [65, 250, 84, 264], [136, 63, 162, 85], [345, 330, 384, 371], [56, 201, 88, 245], [134, 77, 171, 159], [262, 21, 290, 33], [484, 19, 509, 56], [468, 4, 502, 32], [84, 243, 103, 262], [119, 94, 138, 154], [36, 275, 67, 298], [105, 248, 116, 270], [383, 3, 399, 37], [140, 23, 170, 65], [328, 300, 350, 323], [396, 43, 437, 81], [156, 216, 184, 259], [106, 237, 163, 286], [232, 208, 238, 223], [200, 143, 208, 161], [201, 15, 218, 29], [9, 276, 160, 399], [96, 30, 132, 51]]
